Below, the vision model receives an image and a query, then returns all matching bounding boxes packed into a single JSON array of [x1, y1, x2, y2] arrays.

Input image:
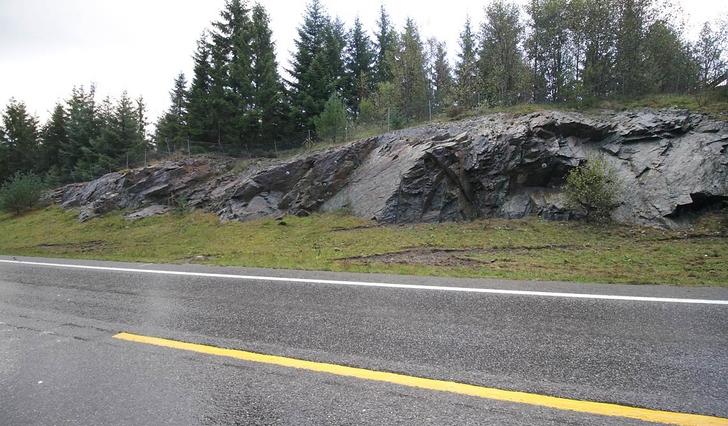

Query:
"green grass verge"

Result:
[[1, 207, 727, 286]]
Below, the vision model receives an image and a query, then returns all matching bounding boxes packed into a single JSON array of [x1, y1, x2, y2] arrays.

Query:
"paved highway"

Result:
[[1, 256, 727, 425]]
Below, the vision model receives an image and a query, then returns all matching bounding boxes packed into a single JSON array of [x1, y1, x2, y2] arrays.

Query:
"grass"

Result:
[[1, 207, 727, 286]]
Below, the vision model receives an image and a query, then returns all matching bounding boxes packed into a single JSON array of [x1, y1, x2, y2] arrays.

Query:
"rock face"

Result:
[[53, 109, 728, 228]]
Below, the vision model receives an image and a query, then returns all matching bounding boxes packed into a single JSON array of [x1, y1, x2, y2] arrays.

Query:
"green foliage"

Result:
[[389, 19, 430, 122], [564, 155, 622, 222], [1, 99, 40, 183], [454, 17, 480, 109], [344, 17, 375, 115], [0, 172, 46, 214], [478, 0, 529, 106], [314, 94, 348, 143]]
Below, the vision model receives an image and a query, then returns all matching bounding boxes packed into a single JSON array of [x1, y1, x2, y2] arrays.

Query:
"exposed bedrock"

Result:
[[53, 109, 728, 228]]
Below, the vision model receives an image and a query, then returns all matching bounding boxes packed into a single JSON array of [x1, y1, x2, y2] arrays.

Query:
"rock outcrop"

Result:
[[53, 109, 728, 228]]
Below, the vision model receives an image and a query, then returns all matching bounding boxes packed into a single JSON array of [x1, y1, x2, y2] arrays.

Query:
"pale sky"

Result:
[[0, 0, 726, 125]]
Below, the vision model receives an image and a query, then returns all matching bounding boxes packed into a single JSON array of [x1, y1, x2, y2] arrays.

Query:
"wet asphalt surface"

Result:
[[1, 256, 727, 425]]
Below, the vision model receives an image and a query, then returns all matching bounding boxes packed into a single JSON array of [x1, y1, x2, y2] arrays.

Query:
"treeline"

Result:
[[0, 88, 148, 184], [154, 0, 727, 152], [1, 0, 727, 185]]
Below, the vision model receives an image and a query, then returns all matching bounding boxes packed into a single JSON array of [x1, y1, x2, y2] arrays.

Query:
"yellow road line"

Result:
[[113, 332, 728, 426]]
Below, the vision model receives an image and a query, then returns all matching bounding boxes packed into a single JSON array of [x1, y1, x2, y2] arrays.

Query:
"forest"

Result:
[[1, 0, 726, 185]]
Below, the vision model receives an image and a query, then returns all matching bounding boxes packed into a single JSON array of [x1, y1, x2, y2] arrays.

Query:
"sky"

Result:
[[1, 0, 726, 125]]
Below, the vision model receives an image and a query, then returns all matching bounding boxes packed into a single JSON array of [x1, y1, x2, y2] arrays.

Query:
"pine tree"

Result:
[[344, 17, 375, 115], [478, 0, 528, 106], [428, 39, 453, 115], [374, 5, 397, 85], [454, 17, 480, 109], [0, 99, 40, 182], [249, 3, 288, 149], [288, 0, 333, 132]]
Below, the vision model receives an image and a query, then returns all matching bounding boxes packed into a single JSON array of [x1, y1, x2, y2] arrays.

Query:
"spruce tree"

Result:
[[428, 39, 453, 114], [314, 93, 348, 143], [62, 86, 98, 182], [155, 72, 189, 153], [186, 35, 214, 147], [288, 0, 333, 132], [390, 19, 430, 122], [0, 99, 40, 182], [249, 3, 288, 149], [454, 17, 480, 109], [40, 103, 69, 179], [374, 5, 397, 85], [211, 0, 253, 147], [344, 17, 375, 116]]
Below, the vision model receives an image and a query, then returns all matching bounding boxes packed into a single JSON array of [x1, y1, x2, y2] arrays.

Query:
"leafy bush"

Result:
[[563, 155, 622, 222], [0, 172, 47, 215]]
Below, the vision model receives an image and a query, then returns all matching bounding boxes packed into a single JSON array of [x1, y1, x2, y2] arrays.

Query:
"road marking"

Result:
[[114, 332, 728, 426], [2, 258, 728, 305]]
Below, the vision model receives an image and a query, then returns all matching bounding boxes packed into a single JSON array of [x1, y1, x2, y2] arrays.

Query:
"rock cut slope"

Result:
[[54, 109, 728, 228]]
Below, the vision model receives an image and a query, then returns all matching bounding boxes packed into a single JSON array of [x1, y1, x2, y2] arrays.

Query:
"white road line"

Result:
[[1, 258, 727, 305]]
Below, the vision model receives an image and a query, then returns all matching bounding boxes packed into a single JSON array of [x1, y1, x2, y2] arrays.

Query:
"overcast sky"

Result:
[[1, 0, 726, 125]]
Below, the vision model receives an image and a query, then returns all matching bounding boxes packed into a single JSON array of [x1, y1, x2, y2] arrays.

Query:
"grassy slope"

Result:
[[1, 207, 726, 286]]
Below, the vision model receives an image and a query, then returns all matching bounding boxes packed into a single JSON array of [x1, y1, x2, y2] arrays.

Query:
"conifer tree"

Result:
[[390, 19, 430, 121], [40, 103, 69, 178], [428, 39, 453, 114], [249, 3, 288, 148], [62, 86, 98, 182], [288, 0, 333, 131], [374, 5, 397, 85], [314, 93, 348, 143], [211, 0, 253, 146], [0, 99, 40, 182], [155, 73, 189, 153], [186, 35, 214, 147], [454, 17, 480, 109], [344, 17, 375, 115]]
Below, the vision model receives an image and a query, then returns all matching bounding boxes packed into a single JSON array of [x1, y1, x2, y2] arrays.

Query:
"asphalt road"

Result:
[[1, 255, 727, 425]]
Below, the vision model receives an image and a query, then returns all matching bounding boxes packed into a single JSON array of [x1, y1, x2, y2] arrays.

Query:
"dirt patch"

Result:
[[36, 240, 108, 252], [340, 244, 580, 267]]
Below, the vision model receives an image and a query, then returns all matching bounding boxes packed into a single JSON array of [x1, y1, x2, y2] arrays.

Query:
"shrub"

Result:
[[563, 155, 622, 222], [0, 172, 47, 215]]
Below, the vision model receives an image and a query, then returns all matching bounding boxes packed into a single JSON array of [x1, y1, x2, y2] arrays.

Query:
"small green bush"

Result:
[[563, 155, 622, 222], [0, 172, 47, 215]]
